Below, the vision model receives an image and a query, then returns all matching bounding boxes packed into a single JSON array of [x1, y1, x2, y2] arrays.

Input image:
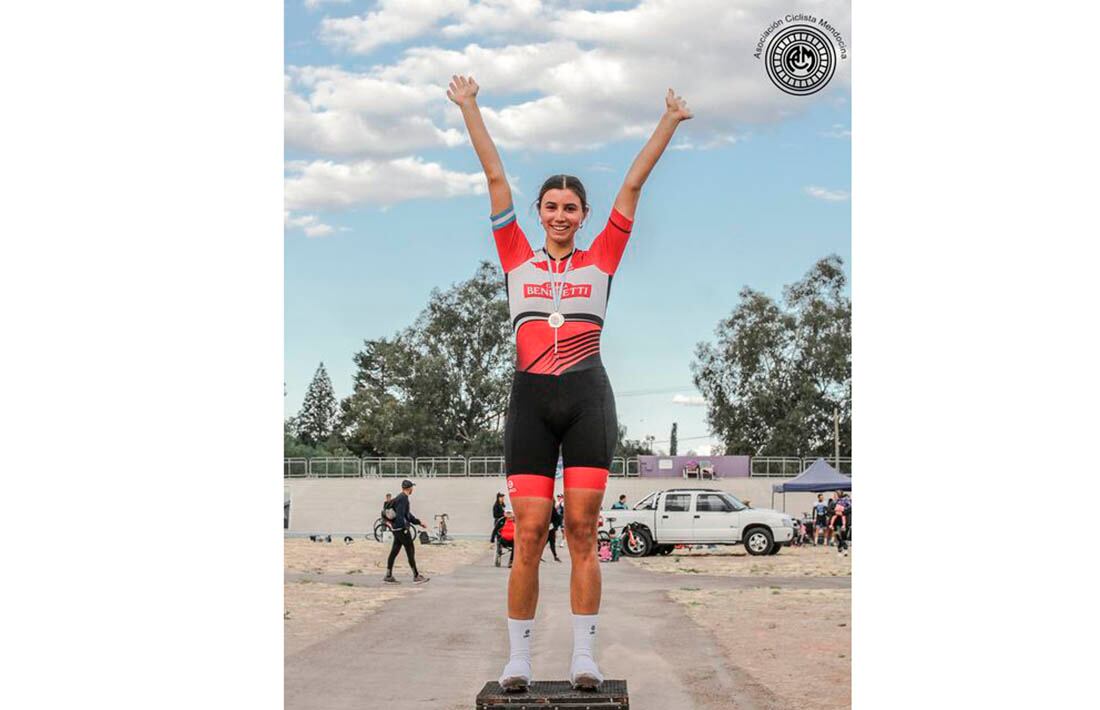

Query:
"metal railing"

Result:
[[286, 454, 850, 479], [308, 457, 362, 477], [284, 457, 308, 478], [362, 457, 415, 478], [750, 457, 804, 477], [467, 456, 506, 476], [415, 456, 467, 477]]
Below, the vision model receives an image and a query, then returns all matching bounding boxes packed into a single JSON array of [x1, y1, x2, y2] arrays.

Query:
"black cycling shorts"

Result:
[[504, 366, 617, 498]]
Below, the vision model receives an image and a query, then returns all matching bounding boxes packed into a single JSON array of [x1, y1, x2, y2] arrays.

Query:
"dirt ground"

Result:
[[628, 543, 852, 577], [284, 538, 486, 656], [668, 587, 851, 710]]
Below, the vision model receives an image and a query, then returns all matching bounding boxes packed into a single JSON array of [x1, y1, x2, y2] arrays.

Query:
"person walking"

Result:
[[448, 73, 691, 691], [547, 499, 563, 562], [491, 492, 506, 543], [383, 480, 430, 584]]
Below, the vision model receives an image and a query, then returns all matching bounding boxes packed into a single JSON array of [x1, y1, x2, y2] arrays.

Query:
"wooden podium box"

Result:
[[476, 680, 629, 709]]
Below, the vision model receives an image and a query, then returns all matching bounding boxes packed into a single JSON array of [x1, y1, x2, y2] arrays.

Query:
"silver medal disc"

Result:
[[548, 312, 565, 328]]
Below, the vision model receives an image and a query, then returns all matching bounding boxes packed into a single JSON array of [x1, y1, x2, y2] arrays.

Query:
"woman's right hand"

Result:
[[447, 74, 479, 106]]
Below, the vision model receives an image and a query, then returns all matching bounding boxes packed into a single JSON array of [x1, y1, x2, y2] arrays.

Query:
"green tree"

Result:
[[691, 255, 851, 456], [294, 362, 339, 447], [339, 262, 515, 456], [669, 422, 678, 456]]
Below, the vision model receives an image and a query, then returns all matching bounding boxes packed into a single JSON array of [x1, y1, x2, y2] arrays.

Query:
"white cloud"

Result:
[[284, 211, 337, 238], [284, 156, 487, 211], [805, 186, 850, 202], [286, 0, 852, 207], [319, 0, 469, 55], [821, 123, 851, 138], [672, 394, 706, 406], [285, 70, 464, 156]]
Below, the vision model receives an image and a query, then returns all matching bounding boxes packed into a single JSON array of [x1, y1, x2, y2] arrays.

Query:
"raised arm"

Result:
[[612, 88, 693, 221], [447, 75, 512, 216]]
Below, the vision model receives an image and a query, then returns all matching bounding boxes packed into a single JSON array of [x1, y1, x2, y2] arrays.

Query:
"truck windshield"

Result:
[[634, 492, 659, 510], [721, 493, 747, 511]]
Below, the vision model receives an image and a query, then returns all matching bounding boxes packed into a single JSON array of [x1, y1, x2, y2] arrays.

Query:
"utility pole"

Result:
[[834, 407, 840, 469]]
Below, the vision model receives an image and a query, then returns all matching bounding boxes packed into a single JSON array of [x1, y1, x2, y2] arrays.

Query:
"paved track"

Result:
[[285, 545, 850, 710]]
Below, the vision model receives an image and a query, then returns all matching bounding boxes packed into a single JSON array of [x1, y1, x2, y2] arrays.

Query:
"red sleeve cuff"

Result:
[[609, 208, 633, 233]]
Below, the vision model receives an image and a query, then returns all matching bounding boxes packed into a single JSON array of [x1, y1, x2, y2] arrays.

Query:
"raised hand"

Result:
[[447, 74, 480, 106], [665, 88, 693, 121]]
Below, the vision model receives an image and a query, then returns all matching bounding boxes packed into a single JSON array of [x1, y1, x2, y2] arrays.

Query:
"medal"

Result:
[[548, 312, 565, 328]]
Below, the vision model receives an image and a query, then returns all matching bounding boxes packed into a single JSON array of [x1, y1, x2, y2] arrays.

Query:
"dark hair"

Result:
[[619, 494, 626, 500], [533, 174, 589, 216]]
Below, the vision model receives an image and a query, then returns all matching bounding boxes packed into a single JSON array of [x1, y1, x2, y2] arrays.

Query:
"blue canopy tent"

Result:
[[770, 458, 852, 511]]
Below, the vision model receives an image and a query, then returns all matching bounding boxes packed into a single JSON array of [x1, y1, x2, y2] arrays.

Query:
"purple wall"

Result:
[[637, 455, 751, 478]]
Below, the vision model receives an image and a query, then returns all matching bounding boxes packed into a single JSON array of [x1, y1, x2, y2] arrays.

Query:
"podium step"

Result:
[[476, 680, 628, 709]]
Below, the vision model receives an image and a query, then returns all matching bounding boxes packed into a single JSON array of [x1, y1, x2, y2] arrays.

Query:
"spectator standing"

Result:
[[610, 494, 628, 510], [491, 492, 506, 542], [383, 480, 430, 584], [812, 493, 828, 546], [555, 494, 566, 547], [830, 499, 849, 556], [825, 495, 837, 547]]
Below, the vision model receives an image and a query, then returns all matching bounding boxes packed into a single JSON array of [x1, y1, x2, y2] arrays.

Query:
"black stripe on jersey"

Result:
[[523, 330, 601, 372], [552, 345, 602, 374], [512, 311, 605, 330], [513, 310, 550, 330], [608, 213, 633, 233]]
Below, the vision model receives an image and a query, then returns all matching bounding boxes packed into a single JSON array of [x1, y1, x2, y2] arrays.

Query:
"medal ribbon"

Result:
[[547, 250, 573, 356]]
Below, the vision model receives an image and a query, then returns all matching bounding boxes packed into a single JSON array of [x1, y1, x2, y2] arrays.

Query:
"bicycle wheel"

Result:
[[373, 520, 393, 543]]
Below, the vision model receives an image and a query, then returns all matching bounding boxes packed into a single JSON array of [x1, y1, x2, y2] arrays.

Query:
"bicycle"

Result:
[[372, 517, 393, 543]]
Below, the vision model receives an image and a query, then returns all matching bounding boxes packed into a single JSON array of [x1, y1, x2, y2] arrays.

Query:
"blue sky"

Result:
[[284, 0, 851, 454]]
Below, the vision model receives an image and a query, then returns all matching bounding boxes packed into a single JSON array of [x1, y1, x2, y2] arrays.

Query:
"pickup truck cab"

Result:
[[600, 488, 795, 556]]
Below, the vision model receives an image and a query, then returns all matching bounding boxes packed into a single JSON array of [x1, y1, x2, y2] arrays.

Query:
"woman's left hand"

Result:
[[665, 88, 693, 121]]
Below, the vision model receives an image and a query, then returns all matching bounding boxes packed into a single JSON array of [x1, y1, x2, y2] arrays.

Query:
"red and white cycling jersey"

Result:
[[491, 204, 632, 375]]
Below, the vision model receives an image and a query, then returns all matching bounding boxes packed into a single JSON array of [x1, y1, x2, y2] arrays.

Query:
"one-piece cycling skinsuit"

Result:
[[491, 203, 632, 499]]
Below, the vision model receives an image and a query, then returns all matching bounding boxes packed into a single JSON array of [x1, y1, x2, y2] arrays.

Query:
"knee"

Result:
[[515, 525, 546, 558]]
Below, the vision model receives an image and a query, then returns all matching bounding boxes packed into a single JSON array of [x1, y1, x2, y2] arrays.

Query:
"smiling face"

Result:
[[539, 187, 587, 251]]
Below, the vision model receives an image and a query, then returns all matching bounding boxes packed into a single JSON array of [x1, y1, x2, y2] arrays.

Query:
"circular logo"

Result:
[[765, 25, 836, 96]]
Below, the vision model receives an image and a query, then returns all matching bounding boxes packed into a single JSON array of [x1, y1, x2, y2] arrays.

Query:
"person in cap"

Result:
[[384, 479, 430, 584]]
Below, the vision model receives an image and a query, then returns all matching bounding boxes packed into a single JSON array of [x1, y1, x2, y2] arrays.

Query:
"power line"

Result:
[[616, 384, 698, 397]]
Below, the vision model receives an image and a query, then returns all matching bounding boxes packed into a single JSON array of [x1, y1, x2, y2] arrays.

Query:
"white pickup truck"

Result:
[[600, 488, 796, 556]]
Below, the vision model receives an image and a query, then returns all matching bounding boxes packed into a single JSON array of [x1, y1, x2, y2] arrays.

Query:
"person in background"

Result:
[[383, 480, 430, 584], [491, 492, 507, 543], [838, 490, 852, 539], [812, 493, 828, 546], [825, 495, 837, 547], [830, 498, 849, 556], [547, 499, 563, 562], [493, 508, 518, 567], [555, 494, 566, 547], [610, 494, 628, 510]]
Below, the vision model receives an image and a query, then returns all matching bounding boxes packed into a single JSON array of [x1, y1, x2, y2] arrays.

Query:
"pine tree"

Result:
[[669, 422, 678, 456], [295, 362, 339, 447]]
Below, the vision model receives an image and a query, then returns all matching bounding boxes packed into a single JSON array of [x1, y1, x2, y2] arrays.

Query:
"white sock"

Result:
[[571, 613, 598, 658], [507, 618, 534, 661]]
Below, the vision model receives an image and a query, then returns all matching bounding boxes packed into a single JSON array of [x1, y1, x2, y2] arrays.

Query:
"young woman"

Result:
[[447, 74, 691, 691]]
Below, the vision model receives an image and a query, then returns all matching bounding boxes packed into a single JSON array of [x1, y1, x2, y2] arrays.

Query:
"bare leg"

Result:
[[507, 497, 553, 619], [564, 488, 604, 614]]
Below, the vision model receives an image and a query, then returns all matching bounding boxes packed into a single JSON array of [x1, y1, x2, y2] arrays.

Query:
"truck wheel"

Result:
[[744, 527, 774, 556], [658, 545, 674, 555], [622, 528, 652, 557], [767, 544, 781, 555]]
